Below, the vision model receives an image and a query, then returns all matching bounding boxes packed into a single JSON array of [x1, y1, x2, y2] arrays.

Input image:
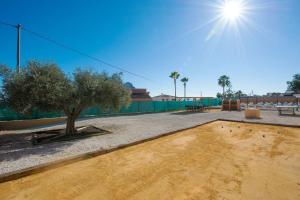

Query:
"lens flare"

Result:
[[222, 1, 244, 21]]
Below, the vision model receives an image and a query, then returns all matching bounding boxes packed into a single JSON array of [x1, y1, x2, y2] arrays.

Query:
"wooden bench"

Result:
[[185, 105, 205, 112]]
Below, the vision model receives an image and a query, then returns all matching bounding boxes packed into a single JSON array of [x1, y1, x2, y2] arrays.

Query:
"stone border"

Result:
[[1, 118, 299, 184]]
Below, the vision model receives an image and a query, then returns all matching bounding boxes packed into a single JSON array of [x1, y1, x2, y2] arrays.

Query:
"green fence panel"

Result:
[[79, 106, 100, 117], [153, 101, 166, 112], [119, 102, 139, 113], [0, 98, 222, 121], [139, 101, 153, 113]]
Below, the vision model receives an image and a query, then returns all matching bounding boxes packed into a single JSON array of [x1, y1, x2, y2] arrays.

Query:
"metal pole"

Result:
[[16, 24, 21, 73], [247, 96, 249, 108]]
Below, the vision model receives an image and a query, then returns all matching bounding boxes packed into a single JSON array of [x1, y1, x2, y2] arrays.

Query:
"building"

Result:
[[265, 92, 283, 97], [176, 97, 205, 101], [294, 94, 300, 98], [284, 90, 295, 96], [152, 94, 175, 101], [294, 94, 300, 105], [131, 89, 152, 102]]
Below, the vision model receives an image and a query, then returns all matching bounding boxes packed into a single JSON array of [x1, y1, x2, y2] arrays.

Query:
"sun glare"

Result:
[[202, 0, 253, 42], [175, 0, 271, 43], [221, 0, 244, 21]]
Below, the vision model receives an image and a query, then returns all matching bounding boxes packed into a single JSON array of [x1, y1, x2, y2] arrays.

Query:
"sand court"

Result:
[[0, 121, 299, 200]]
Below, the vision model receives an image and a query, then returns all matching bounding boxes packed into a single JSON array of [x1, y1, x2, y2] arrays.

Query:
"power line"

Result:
[[0, 20, 16, 28], [21, 26, 153, 81], [0, 20, 153, 81]]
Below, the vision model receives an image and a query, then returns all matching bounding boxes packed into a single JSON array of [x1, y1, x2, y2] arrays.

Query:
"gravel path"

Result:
[[1, 110, 299, 175]]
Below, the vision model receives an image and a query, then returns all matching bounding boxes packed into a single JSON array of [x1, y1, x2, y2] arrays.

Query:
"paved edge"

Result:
[[1, 118, 300, 184]]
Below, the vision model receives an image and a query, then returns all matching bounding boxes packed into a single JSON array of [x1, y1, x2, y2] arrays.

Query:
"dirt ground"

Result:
[[0, 121, 299, 200]]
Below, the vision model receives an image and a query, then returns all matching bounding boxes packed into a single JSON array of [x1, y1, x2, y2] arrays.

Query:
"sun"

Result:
[[203, 0, 252, 41], [221, 0, 245, 21]]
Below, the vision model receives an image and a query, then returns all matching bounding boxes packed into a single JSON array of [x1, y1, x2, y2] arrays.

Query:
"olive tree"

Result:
[[0, 61, 131, 134]]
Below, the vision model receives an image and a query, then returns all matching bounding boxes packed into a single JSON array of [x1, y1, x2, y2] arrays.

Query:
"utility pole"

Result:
[[16, 24, 21, 73]]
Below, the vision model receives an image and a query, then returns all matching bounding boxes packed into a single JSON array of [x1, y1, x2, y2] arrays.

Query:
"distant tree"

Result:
[[0, 61, 131, 135], [181, 77, 189, 100], [169, 71, 180, 101], [216, 92, 223, 99], [124, 82, 135, 89], [287, 74, 300, 93], [234, 90, 246, 99], [218, 75, 231, 99], [225, 87, 234, 99], [217, 88, 245, 100]]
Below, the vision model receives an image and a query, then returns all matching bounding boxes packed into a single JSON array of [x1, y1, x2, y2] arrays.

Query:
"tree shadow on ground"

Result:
[[0, 125, 110, 162], [0, 137, 72, 162]]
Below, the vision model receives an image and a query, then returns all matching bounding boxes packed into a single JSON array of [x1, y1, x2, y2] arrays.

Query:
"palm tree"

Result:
[[181, 77, 189, 100], [169, 71, 180, 101], [218, 75, 231, 99]]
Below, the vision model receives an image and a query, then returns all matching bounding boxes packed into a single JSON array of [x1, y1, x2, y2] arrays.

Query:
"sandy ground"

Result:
[[0, 121, 299, 200], [1, 110, 300, 176]]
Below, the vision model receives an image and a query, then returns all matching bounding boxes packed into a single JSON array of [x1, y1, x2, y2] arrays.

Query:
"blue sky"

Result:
[[0, 0, 299, 97]]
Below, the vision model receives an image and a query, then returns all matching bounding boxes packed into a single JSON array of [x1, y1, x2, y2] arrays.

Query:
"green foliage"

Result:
[[216, 92, 223, 99], [0, 61, 69, 114], [234, 90, 247, 98], [218, 75, 231, 99], [218, 75, 231, 88], [124, 82, 135, 89], [169, 71, 180, 80], [216, 89, 246, 99], [0, 61, 131, 134], [181, 77, 188, 85], [181, 77, 189, 98], [287, 74, 300, 93]]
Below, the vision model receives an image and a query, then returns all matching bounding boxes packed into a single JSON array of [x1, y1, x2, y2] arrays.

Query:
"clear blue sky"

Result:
[[1, 0, 299, 97]]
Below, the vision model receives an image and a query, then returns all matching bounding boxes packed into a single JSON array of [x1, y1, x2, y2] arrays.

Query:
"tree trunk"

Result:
[[222, 86, 225, 100], [174, 79, 177, 101], [184, 83, 186, 100], [65, 115, 76, 135]]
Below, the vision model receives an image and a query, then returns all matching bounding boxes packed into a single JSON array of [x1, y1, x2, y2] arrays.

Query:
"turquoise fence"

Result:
[[0, 98, 221, 121]]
